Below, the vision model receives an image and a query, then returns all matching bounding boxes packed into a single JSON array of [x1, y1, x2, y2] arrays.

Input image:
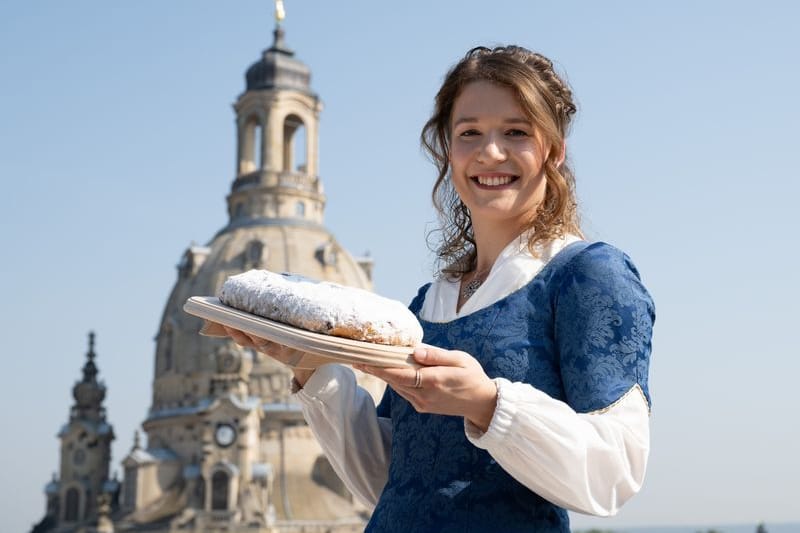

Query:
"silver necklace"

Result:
[[461, 270, 490, 300]]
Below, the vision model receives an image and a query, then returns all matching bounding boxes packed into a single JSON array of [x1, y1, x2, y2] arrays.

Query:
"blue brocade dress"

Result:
[[365, 241, 655, 532]]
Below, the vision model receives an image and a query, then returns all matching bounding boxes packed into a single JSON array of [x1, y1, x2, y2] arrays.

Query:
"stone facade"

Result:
[[35, 21, 383, 533]]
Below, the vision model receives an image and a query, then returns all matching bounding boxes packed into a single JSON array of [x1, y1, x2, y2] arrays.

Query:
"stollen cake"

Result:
[[218, 270, 423, 347]]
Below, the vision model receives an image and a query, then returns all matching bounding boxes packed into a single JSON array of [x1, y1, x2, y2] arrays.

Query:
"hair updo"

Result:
[[421, 45, 582, 276]]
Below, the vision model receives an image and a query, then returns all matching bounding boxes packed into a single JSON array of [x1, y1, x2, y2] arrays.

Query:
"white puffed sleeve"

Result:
[[293, 364, 392, 507], [465, 379, 650, 516]]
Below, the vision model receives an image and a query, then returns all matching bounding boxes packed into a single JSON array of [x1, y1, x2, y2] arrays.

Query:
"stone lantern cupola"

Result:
[[227, 16, 325, 231]]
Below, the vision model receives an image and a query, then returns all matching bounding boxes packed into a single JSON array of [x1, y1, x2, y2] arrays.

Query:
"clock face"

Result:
[[215, 424, 237, 448]]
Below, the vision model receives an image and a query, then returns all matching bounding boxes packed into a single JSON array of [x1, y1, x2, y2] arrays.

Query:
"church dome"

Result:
[[135, 18, 382, 527]]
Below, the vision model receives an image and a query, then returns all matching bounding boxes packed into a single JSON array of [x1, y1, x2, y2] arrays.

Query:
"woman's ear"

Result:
[[556, 141, 566, 168]]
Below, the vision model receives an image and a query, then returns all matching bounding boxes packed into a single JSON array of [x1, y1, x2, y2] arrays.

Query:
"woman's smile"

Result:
[[471, 173, 519, 187]]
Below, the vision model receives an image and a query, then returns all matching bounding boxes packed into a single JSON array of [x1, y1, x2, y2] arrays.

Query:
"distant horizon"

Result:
[[573, 521, 800, 533]]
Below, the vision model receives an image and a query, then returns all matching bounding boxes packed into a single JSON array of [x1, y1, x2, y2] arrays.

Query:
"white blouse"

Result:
[[294, 235, 651, 516]]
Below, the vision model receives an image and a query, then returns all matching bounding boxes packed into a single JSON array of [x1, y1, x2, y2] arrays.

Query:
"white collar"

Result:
[[419, 234, 583, 322]]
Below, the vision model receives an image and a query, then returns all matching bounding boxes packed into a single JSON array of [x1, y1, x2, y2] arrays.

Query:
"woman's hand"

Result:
[[220, 325, 316, 386], [354, 345, 498, 432]]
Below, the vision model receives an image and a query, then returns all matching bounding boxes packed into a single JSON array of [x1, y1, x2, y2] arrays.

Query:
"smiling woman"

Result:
[[423, 47, 582, 285], [219, 45, 655, 533], [448, 81, 550, 271]]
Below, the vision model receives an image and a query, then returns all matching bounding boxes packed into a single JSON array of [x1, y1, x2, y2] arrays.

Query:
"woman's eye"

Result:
[[459, 129, 480, 137], [506, 129, 529, 137]]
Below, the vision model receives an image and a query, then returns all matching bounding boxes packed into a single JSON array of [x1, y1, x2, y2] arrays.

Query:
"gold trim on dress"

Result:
[[586, 383, 650, 416]]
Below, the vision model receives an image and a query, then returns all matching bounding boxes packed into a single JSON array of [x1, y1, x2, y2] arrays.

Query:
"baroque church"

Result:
[[33, 9, 385, 533]]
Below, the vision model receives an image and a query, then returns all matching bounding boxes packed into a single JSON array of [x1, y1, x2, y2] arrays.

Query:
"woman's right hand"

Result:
[[220, 324, 316, 386]]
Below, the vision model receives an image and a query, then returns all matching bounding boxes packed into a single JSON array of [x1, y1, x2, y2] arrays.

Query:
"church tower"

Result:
[[118, 4, 381, 532], [35, 333, 118, 532]]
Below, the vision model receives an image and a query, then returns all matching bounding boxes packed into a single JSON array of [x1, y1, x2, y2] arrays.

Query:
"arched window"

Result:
[[283, 115, 307, 172], [295, 201, 305, 218], [64, 487, 80, 522], [244, 240, 265, 269], [211, 471, 229, 511], [248, 241, 263, 262]]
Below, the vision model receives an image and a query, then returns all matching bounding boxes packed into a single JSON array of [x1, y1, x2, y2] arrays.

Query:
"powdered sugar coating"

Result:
[[218, 270, 423, 347]]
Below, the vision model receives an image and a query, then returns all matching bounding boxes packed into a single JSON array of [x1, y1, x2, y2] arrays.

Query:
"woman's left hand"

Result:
[[354, 345, 498, 432]]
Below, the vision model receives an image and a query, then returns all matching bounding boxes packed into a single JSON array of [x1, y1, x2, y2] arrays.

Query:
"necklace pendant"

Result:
[[462, 278, 483, 300]]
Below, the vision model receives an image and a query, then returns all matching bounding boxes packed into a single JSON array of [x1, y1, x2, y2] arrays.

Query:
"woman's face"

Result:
[[449, 80, 548, 233]]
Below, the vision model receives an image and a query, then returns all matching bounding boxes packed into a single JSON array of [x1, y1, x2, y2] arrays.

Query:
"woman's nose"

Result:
[[478, 133, 506, 162]]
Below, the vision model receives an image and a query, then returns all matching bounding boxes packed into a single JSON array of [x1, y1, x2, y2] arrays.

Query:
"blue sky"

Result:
[[1, 2, 798, 532]]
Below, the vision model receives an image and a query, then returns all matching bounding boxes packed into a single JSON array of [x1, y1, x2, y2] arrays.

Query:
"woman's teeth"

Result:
[[475, 175, 514, 186]]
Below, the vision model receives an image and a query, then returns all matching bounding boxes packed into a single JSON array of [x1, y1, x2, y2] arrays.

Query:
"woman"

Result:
[[224, 45, 655, 532]]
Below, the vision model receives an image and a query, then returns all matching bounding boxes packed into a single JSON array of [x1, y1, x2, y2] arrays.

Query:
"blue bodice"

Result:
[[366, 242, 655, 532]]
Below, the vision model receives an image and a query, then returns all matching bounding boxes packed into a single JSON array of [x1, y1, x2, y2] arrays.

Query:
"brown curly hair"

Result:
[[421, 45, 582, 276]]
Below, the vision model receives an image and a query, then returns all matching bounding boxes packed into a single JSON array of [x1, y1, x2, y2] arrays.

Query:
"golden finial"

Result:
[[275, 0, 286, 26]]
